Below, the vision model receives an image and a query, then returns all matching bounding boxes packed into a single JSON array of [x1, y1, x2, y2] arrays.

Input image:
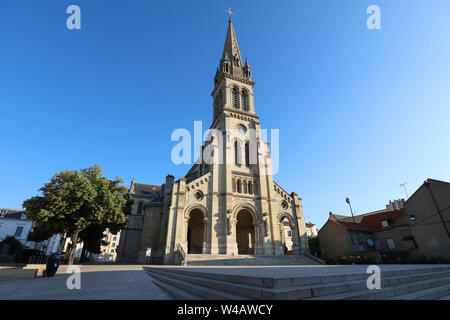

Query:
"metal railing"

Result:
[[175, 243, 186, 266], [27, 253, 48, 265], [145, 256, 162, 265]]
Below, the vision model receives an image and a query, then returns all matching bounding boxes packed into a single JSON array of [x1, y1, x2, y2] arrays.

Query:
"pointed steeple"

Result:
[[219, 19, 245, 78], [222, 19, 242, 66]]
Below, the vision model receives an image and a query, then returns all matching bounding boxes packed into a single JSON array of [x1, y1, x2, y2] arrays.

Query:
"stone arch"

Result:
[[231, 202, 260, 223], [277, 212, 300, 255], [184, 204, 207, 219], [183, 204, 208, 254], [230, 202, 263, 255]]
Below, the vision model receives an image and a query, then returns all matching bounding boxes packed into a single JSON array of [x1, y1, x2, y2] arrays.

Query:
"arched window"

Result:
[[243, 180, 248, 194], [232, 179, 236, 192], [248, 181, 253, 194], [241, 91, 249, 111], [234, 140, 242, 165], [237, 180, 242, 193], [232, 87, 239, 109], [245, 142, 250, 167]]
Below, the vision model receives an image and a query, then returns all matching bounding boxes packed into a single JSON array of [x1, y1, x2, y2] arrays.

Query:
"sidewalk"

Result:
[[0, 265, 173, 300]]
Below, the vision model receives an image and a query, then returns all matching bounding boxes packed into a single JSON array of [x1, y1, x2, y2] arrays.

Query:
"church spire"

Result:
[[222, 19, 242, 66], [219, 18, 246, 79]]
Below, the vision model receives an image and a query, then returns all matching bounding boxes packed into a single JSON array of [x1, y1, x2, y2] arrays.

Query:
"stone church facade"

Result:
[[117, 19, 310, 264]]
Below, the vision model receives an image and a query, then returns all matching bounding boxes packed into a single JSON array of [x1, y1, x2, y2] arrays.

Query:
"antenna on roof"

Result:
[[400, 182, 409, 199]]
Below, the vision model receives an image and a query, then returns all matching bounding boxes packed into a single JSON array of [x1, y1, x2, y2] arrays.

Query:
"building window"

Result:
[[245, 142, 250, 167], [288, 230, 292, 237], [381, 220, 389, 227], [387, 238, 396, 249], [243, 180, 248, 194], [234, 140, 242, 165], [137, 201, 144, 215], [241, 91, 249, 111], [194, 191, 204, 201], [232, 87, 239, 109], [248, 181, 253, 195], [237, 180, 242, 193], [113, 237, 117, 241], [14, 226, 24, 238], [232, 179, 236, 192]]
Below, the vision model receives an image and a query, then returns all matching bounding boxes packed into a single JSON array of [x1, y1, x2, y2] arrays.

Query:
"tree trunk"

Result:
[[80, 244, 87, 263], [57, 233, 66, 252], [67, 230, 80, 266]]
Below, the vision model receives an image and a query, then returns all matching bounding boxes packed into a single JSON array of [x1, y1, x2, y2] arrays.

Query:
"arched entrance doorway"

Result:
[[236, 210, 256, 255], [187, 209, 205, 254], [280, 216, 294, 255]]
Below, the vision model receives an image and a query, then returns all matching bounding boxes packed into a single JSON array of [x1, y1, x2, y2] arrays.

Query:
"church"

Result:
[[117, 18, 310, 264]]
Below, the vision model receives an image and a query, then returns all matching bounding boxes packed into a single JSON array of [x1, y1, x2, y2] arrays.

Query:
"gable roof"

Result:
[[327, 209, 405, 233]]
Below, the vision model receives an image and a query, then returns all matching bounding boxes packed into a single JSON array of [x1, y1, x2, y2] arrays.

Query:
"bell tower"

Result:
[[211, 18, 256, 125]]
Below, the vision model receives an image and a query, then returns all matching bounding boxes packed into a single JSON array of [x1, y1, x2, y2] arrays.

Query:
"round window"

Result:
[[194, 191, 204, 201], [281, 201, 288, 209], [237, 125, 247, 135]]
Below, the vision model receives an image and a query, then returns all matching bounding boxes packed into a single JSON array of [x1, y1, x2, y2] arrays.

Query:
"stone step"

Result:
[[152, 278, 202, 300], [185, 254, 319, 266], [144, 269, 249, 300], [144, 265, 450, 289], [307, 275, 450, 300], [389, 283, 450, 300], [306, 270, 450, 298], [146, 267, 282, 299], [145, 266, 450, 300]]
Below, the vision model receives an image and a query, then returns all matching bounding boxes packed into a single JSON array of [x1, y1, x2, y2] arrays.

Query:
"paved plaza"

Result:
[[0, 265, 173, 300], [1, 264, 449, 300]]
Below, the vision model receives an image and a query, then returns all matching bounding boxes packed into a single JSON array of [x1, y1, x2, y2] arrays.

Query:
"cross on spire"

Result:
[[225, 7, 234, 20]]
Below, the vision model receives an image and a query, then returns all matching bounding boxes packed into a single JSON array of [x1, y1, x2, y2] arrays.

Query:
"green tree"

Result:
[[308, 236, 322, 258], [27, 223, 54, 248], [23, 165, 128, 265]]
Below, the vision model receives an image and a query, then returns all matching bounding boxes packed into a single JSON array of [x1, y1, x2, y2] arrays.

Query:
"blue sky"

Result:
[[1, 1, 449, 228]]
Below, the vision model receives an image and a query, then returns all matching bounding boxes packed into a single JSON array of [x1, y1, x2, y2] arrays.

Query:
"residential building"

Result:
[[404, 179, 450, 260], [0, 208, 60, 254], [319, 199, 414, 262], [0, 209, 33, 245], [63, 229, 121, 262], [306, 222, 318, 237]]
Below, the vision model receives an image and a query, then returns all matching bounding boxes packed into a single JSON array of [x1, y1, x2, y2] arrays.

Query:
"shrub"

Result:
[[0, 236, 24, 255]]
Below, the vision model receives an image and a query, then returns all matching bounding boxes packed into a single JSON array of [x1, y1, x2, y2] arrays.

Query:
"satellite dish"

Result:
[[367, 239, 374, 247]]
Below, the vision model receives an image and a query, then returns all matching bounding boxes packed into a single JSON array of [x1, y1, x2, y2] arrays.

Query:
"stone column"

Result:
[[291, 192, 309, 255]]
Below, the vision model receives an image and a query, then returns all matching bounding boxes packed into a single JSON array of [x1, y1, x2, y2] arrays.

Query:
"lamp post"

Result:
[[346, 197, 356, 224]]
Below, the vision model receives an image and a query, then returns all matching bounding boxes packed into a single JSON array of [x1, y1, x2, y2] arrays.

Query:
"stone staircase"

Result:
[[144, 265, 450, 300], [184, 254, 320, 266]]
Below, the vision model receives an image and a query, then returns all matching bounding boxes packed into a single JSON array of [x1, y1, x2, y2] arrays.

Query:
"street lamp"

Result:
[[346, 197, 356, 224]]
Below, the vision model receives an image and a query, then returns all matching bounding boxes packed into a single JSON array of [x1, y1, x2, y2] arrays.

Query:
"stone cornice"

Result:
[[224, 108, 260, 120]]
